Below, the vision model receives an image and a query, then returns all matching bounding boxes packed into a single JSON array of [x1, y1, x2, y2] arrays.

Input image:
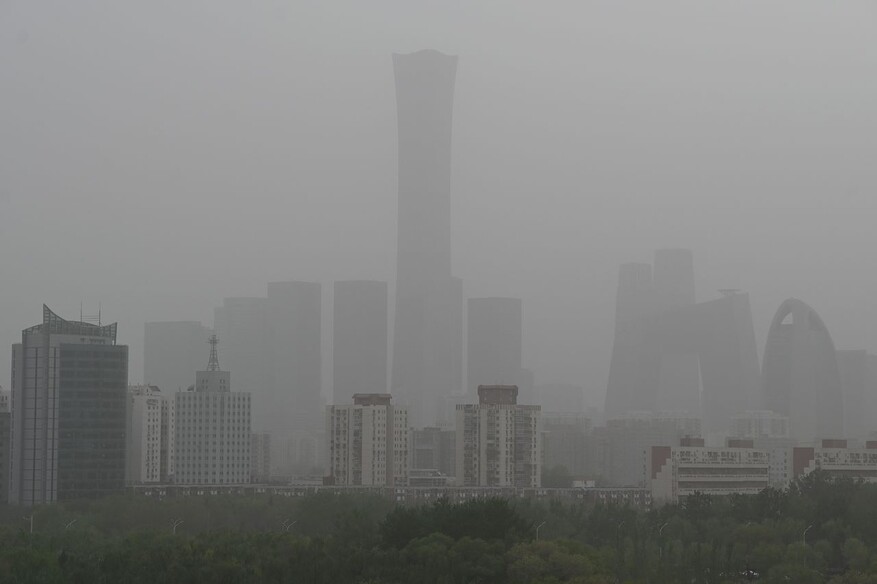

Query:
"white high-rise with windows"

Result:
[[174, 336, 251, 485], [126, 385, 163, 484], [326, 394, 408, 486]]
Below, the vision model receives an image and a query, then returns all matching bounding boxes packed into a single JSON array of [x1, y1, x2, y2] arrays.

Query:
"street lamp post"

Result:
[[172, 519, 184, 535], [803, 524, 813, 546], [536, 521, 546, 540], [65, 519, 77, 530], [22, 515, 33, 534]]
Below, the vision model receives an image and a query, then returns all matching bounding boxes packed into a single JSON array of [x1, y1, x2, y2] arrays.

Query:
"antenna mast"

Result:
[[207, 334, 221, 371]]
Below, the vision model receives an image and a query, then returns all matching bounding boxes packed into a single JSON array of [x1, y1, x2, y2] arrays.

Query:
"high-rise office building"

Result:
[[10, 306, 128, 505], [126, 385, 163, 484], [326, 394, 409, 486], [144, 321, 212, 394], [214, 297, 270, 422], [174, 336, 251, 485], [391, 50, 463, 427], [267, 281, 322, 434], [455, 385, 541, 488], [333, 280, 388, 404], [762, 298, 844, 441], [604, 252, 760, 433], [0, 391, 10, 503], [466, 297, 522, 398], [836, 350, 877, 440]]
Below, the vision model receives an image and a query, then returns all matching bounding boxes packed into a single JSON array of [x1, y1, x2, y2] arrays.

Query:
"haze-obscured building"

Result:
[[391, 50, 463, 427], [456, 385, 541, 488], [333, 280, 388, 403], [762, 299, 844, 442], [836, 350, 877, 441], [542, 413, 593, 478], [326, 394, 408, 486], [10, 306, 128, 505], [411, 425, 456, 482], [605, 251, 761, 434], [174, 336, 251, 485], [251, 432, 271, 483], [602, 412, 702, 487]]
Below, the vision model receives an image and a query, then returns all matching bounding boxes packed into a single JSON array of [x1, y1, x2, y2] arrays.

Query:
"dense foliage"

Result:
[[3, 473, 877, 582]]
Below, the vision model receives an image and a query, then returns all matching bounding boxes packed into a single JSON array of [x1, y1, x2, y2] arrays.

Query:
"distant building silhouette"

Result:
[[144, 321, 212, 393], [762, 298, 844, 441], [466, 297, 523, 399], [391, 50, 463, 426], [604, 251, 760, 433], [266, 281, 322, 435], [836, 350, 877, 440], [333, 280, 388, 403], [214, 283, 322, 473], [10, 306, 128, 505]]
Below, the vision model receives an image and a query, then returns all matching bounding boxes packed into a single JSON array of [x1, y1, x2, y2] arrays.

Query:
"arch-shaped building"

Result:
[[761, 298, 844, 441]]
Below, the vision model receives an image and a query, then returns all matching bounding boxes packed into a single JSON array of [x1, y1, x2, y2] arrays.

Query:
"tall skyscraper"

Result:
[[214, 297, 270, 427], [10, 306, 128, 505], [333, 280, 388, 403], [391, 49, 462, 427], [144, 321, 213, 394], [604, 252, 760, 433], [174, 336, 251, 485], [267, 281, 322, 434], [466, 297, 523, 398], [762, 298, 844, 441]]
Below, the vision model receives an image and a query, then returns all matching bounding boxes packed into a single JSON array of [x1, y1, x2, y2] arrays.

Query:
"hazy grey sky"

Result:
[[2, 1, 876, 407]]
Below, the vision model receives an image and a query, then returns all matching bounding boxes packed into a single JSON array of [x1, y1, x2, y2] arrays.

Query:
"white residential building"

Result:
[[174, 336, 251, 485], [326, 394, 408, 486], [126, 385, 163, 484], [455, 385, 542, 488]]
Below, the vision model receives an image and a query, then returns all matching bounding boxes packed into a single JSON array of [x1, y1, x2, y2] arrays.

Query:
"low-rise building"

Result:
[[793, 439, 877, 483], [650, 438, 770, 504], [251, 433, 271, 483]]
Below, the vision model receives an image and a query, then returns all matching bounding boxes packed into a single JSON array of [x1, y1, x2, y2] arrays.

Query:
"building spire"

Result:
[[207, 334, 221, 371]]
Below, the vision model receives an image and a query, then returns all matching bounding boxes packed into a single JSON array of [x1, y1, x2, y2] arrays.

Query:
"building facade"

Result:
[[649, 439, 770, 504], [126, 385, 163, 484], [455, 385, 541, 488], [174, 337, 251, 485], [411, 425, 456, 481], [326, 394, 408, 486], [251, 432, 271, 483], [10, 306, 128, 505], [793, 440, 877, 483]]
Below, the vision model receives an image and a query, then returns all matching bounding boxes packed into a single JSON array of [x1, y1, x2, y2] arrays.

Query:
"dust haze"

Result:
[[2, 0, 876, 411]]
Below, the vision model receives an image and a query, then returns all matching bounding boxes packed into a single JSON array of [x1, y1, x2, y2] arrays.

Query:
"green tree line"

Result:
[[3, 472, 877, 582]]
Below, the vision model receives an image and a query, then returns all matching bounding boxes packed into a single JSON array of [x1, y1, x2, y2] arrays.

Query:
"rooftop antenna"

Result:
[[207, 334, 221, 371]]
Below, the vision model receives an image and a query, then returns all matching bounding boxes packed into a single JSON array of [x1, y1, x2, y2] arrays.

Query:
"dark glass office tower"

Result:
[[10, 306, 128, 505]]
